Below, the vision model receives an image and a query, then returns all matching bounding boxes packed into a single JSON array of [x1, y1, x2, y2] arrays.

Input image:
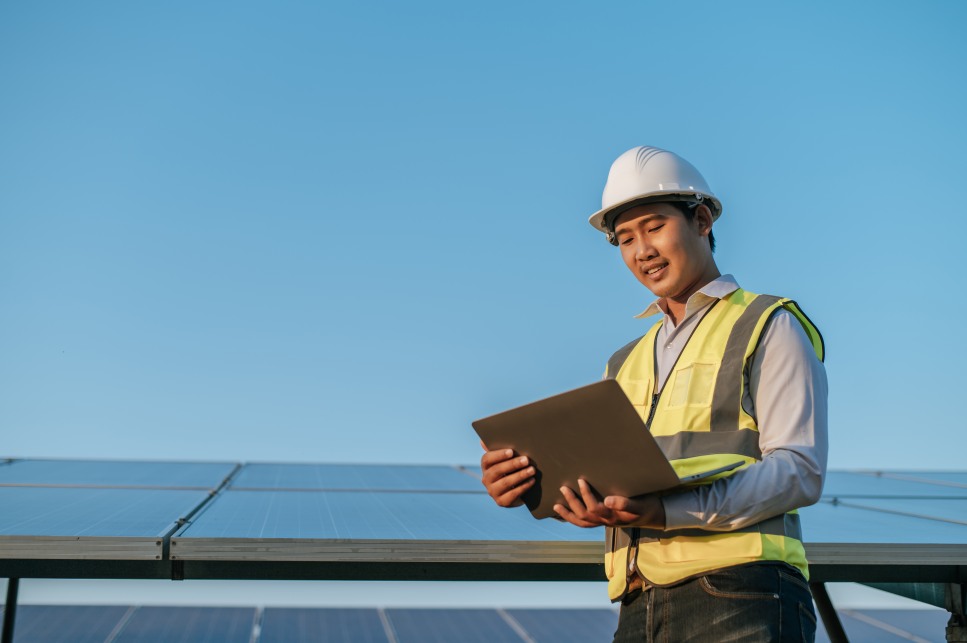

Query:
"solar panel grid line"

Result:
[[378, 607, 399, 643], [0, 459, 240, 490], [104, 605, 138, 643], [496, 608, 538, 643], [385, 608, 531, 643], [108, 606, 257, 643], [505, 608, 622, 642], [829, 498, 967, 527], [877, 472, 967, 489], [801, 501, 967, 545], [0, 487, 215, 560], [0, 483, 219, 494], [454, 464, 482, 481], [171, 490, 601, 542], [166, 463, 244, 531], [229, 463, 484, 493], [839, 609, 932, 643], [248, 606, 263, 643], [5, 605, 131, 643], [228, 487, 487, 494], [821, 471, 967, 499]]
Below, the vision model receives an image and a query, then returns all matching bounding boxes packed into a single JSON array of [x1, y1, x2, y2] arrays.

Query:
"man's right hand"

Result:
[[480, 445, 536, 508]]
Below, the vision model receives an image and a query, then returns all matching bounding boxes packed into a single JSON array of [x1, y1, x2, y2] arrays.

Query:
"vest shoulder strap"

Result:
[[605, 334, 646, 380]]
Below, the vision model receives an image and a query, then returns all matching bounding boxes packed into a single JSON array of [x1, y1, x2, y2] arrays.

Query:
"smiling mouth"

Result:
[[645, 264, 667, 276]]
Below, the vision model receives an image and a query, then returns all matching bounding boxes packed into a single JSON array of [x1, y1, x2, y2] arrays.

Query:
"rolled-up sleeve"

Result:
[[662, 309, 828, 531]]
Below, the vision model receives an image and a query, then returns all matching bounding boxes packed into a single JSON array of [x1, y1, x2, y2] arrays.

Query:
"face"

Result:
[[613, 202, 717, 304]]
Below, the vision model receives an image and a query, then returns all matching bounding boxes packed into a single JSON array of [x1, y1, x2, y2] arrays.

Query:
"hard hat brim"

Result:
[[588, 192, 722, 235]]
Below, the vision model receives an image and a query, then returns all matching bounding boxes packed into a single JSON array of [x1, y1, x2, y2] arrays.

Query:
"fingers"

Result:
[[602, 494, 641, 524], [553, 488, 599, 528], [604, 495, 662, 529], [480, 448, 517, 469], [554, 482, 606, 528], [480, 450, 536, 508], [554, 482, 652, 528]]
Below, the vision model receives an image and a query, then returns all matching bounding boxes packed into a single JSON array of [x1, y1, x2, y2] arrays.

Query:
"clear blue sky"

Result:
[[2, 1, 966, 471]]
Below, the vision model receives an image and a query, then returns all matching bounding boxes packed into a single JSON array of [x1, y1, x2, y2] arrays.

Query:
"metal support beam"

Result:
[[810, 583, 849, 643], [2, 578, 19, 643], [946, 583, 967, 642]]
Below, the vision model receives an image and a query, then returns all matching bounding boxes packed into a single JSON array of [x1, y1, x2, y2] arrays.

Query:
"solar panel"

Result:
[[111, 606, 256, 643], [171, 490, 600, 563], [0, 487, 211, 559], [506, 608, 619, 642], [819, 609, 945, 643], [1, 461, 964, 643], [821, 471, 967, 498], [230, 463, 482, 492], [5, 605, 130, 643], [259, 607, 389, 643], [0, 605, 947, 643], [801, 500, 967, 544], [385, 608, 527, 643], [877, 471, 967, 488], [0, 459, 236, 489], [841, 608, 951, 640], [830, 497, 967, 525]]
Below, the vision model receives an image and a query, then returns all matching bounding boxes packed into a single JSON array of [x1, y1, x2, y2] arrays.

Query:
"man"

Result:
[[481, 146, 827, 642]]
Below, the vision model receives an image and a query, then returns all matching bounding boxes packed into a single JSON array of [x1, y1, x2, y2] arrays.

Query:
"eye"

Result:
[[619, 236, 633, 246], [648, 224, 664, 233]]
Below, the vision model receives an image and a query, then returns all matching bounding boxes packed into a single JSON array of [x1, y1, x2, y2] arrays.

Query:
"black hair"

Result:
[[672, 201, 716, 253]]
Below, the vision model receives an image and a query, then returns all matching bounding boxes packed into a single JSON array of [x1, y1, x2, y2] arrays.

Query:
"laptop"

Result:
[[472, 379, 743, 519]]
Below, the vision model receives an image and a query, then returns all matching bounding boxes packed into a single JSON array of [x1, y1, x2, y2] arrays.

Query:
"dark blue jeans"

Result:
[[612, 563, 817, 643]]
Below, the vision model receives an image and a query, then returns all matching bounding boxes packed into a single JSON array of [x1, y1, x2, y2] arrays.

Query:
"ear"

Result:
[[694, 204, 713, 236]]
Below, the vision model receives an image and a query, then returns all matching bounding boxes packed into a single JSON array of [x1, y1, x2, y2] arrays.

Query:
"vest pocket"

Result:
[[617, 379, 650, 415], [656, 532, 763, 563], [667, 362, 717, 408]]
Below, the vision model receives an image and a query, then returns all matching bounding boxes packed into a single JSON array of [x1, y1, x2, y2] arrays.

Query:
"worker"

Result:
[[480, 146, 828, 642]]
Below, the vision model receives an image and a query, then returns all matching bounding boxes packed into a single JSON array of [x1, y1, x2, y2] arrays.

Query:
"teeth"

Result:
[[646, 265, 665, 275]]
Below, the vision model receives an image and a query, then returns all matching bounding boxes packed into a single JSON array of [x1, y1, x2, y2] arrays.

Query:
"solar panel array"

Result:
[[2, 459, 965, 641], [0, 605, 950, 643], [0, 460, 235, 560], [2, 459, 967, 572]]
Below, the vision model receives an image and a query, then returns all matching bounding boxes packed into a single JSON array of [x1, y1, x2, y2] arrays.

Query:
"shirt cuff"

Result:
[[660, 492, 704, 530]]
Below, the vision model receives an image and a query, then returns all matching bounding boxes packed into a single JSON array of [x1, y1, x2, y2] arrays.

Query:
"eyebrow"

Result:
[[614, 213, 667, 233]]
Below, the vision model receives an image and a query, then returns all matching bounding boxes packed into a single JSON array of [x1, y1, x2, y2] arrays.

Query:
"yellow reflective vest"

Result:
[[603, 288, 824, 600]]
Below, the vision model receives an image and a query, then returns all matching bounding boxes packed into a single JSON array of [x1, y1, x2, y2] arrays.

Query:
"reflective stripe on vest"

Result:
[[602, 289, 822, 598]]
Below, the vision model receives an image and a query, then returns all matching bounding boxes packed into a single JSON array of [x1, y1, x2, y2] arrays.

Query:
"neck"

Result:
[[662, 266, 721, 326]]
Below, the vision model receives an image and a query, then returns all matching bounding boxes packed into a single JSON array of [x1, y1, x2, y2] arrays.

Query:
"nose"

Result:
[[634, 236, 656, 262]]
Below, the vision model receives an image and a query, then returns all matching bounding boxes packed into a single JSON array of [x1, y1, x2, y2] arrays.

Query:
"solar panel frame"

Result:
[[110, 606, 257, 643], [0, 462, 965, 587], [0, 487, 213, 560], [258, 607, 390, 643], [505, 608, 620, 642], [385, 608, 528, 643], [4, 605, 132, 643], [0, 459, 237, 490], [821, 471, 967, 498], [170, 489, 601, 564], [230, 462, 483, 492]]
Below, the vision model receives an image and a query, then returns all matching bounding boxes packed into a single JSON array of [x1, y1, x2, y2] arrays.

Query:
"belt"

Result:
[[621, 574, 646, 605]]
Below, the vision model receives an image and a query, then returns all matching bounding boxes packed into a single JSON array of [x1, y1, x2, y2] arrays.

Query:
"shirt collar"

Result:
[[634, 274, 740, 319]]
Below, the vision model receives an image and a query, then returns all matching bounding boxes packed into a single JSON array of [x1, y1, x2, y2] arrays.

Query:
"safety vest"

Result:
[[602, 288, 824, 600]]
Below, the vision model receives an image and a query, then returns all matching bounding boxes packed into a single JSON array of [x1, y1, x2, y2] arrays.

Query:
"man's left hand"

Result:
[[554, 479, 666, 529]]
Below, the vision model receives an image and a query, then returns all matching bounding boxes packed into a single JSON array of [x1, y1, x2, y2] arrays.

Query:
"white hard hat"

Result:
[[588, 146, 722, 244]]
